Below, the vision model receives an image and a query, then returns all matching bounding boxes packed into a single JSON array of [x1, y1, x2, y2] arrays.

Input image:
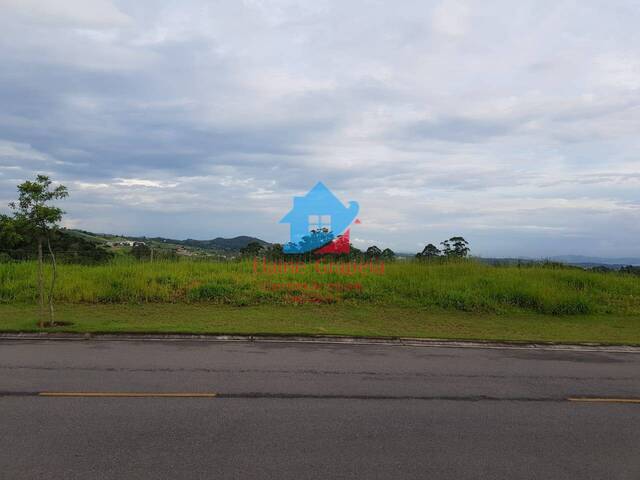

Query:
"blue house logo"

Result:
[[280, 182, 359, 254]]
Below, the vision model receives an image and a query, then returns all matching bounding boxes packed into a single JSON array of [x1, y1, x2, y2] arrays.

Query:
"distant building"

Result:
[[106, 240, 145, 247]]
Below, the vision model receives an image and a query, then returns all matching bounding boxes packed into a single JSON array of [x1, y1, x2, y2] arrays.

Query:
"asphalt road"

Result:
[[1, 339, 639, 479]]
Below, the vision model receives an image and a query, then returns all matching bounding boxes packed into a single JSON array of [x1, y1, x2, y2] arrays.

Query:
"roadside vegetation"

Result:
[[2, 257, 640, 317], [3, 303, 640, 345]]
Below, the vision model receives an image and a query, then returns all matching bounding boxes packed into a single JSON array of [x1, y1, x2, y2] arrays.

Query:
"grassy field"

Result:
[[1, 304, 640, 344], [2, 258, 640, 314], [1, 258, 640, 343]]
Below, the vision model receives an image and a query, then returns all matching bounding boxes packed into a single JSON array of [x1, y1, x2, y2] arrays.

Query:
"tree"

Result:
[[365, 245, 382, 260], [440, 239, 452, 256], [266, 243, 284, 260], [0, 223, 112, 264], [0, 214, 25, 248], [417, 243, 441, 259], [448, 236, 470, 257], [439, 237, 470, 258], [9, 175, 68, 327], [348, 244, 363, 261], [131, 243, 151, 260], [240, 241, 265, 257], [620, 265, 640, 276], [381, 248, 395, 260], [0, 215, 23, 263]]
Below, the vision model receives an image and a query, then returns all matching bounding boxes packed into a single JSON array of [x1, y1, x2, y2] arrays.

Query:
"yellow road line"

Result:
[[39, 392, 217, 398], [567, 397, 640, 404]]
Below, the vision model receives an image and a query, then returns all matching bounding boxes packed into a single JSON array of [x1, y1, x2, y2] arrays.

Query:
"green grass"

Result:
[[1, 258, 640, 342], [2, 258, 640, 315], [1, 304, 639, 344]]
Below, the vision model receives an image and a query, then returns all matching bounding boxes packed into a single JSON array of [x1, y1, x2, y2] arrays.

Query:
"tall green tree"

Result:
[[348, 244, 363, 261], [365, 245, 382, 259], [417, 243, 441, 259], [240, 241, 265, 257], [381, 248, 395, 260], [9, 175, 68, 327], [438, 236, 470, 258], [440, 239, 452, 256], [266, 243, 284, 260], [448, 236, 470, 257], [0, 214, 25, 248]]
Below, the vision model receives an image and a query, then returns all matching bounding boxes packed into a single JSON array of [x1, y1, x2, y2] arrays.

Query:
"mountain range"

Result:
[[548, 255, 640, 267], [140, 236, 270, 251], [66, 229, 269, 253]]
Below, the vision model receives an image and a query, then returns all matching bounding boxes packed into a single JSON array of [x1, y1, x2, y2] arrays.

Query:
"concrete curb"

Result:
[[1, 332, 640, 353]]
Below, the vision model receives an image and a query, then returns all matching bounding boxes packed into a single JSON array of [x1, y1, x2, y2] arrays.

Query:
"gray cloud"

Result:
[[0, 0, 639, 256]]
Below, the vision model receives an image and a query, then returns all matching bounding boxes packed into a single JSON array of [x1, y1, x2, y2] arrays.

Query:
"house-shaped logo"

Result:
[[280, 182, 359, 254]]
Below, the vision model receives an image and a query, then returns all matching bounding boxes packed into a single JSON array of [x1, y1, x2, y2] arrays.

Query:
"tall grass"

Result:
[[1, 257, 640, 315]]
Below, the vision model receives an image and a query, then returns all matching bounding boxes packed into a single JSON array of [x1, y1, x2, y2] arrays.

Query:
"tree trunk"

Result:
[[46, 235, 57, 327], [37, 238, 44, 328]]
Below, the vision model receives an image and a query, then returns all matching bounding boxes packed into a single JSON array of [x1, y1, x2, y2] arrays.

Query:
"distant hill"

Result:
[[549, 255, 640, 267], [64, 230, 124, 244], [478, 255, 640, 269], [66, 229, 271, 254], [177, 236, 270, 251], [478, 257, 539, 266]]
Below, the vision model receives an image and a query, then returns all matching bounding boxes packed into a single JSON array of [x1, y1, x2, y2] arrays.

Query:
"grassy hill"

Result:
[[179, 236, 270, 251], [64, 229, 270, 257]]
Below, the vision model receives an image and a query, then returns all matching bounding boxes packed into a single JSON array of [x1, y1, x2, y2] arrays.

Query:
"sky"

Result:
[[0, 0, 639, 257]]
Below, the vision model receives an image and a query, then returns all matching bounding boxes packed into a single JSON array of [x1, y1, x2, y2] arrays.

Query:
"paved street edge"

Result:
[[1, 332, 640, 353]]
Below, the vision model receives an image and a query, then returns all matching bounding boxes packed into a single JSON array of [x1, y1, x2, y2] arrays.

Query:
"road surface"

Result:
[[1, 339, 639, 479]]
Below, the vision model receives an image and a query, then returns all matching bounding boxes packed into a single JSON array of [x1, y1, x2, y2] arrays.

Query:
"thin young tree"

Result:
[[9, 175, 68, 327]]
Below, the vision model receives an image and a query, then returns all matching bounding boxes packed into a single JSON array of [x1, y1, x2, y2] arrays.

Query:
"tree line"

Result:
[[240, 241, 396, 261]]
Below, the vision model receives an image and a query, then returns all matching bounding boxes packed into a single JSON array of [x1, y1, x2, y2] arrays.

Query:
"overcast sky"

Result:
[[1, 0, 639, 257]]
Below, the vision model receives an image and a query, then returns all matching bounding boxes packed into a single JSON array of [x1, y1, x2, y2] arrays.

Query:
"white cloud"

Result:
[[0, 0, 131, 28], [431, 0, 471, 37], [75, 181, 110, 190], [114, 179, 178, 188], [594, 53, 640, 89], [0, 140, 55, 164]]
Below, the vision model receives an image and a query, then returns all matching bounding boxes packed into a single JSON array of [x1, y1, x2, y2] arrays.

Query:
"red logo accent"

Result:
[[315, 229, 351, 254]]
